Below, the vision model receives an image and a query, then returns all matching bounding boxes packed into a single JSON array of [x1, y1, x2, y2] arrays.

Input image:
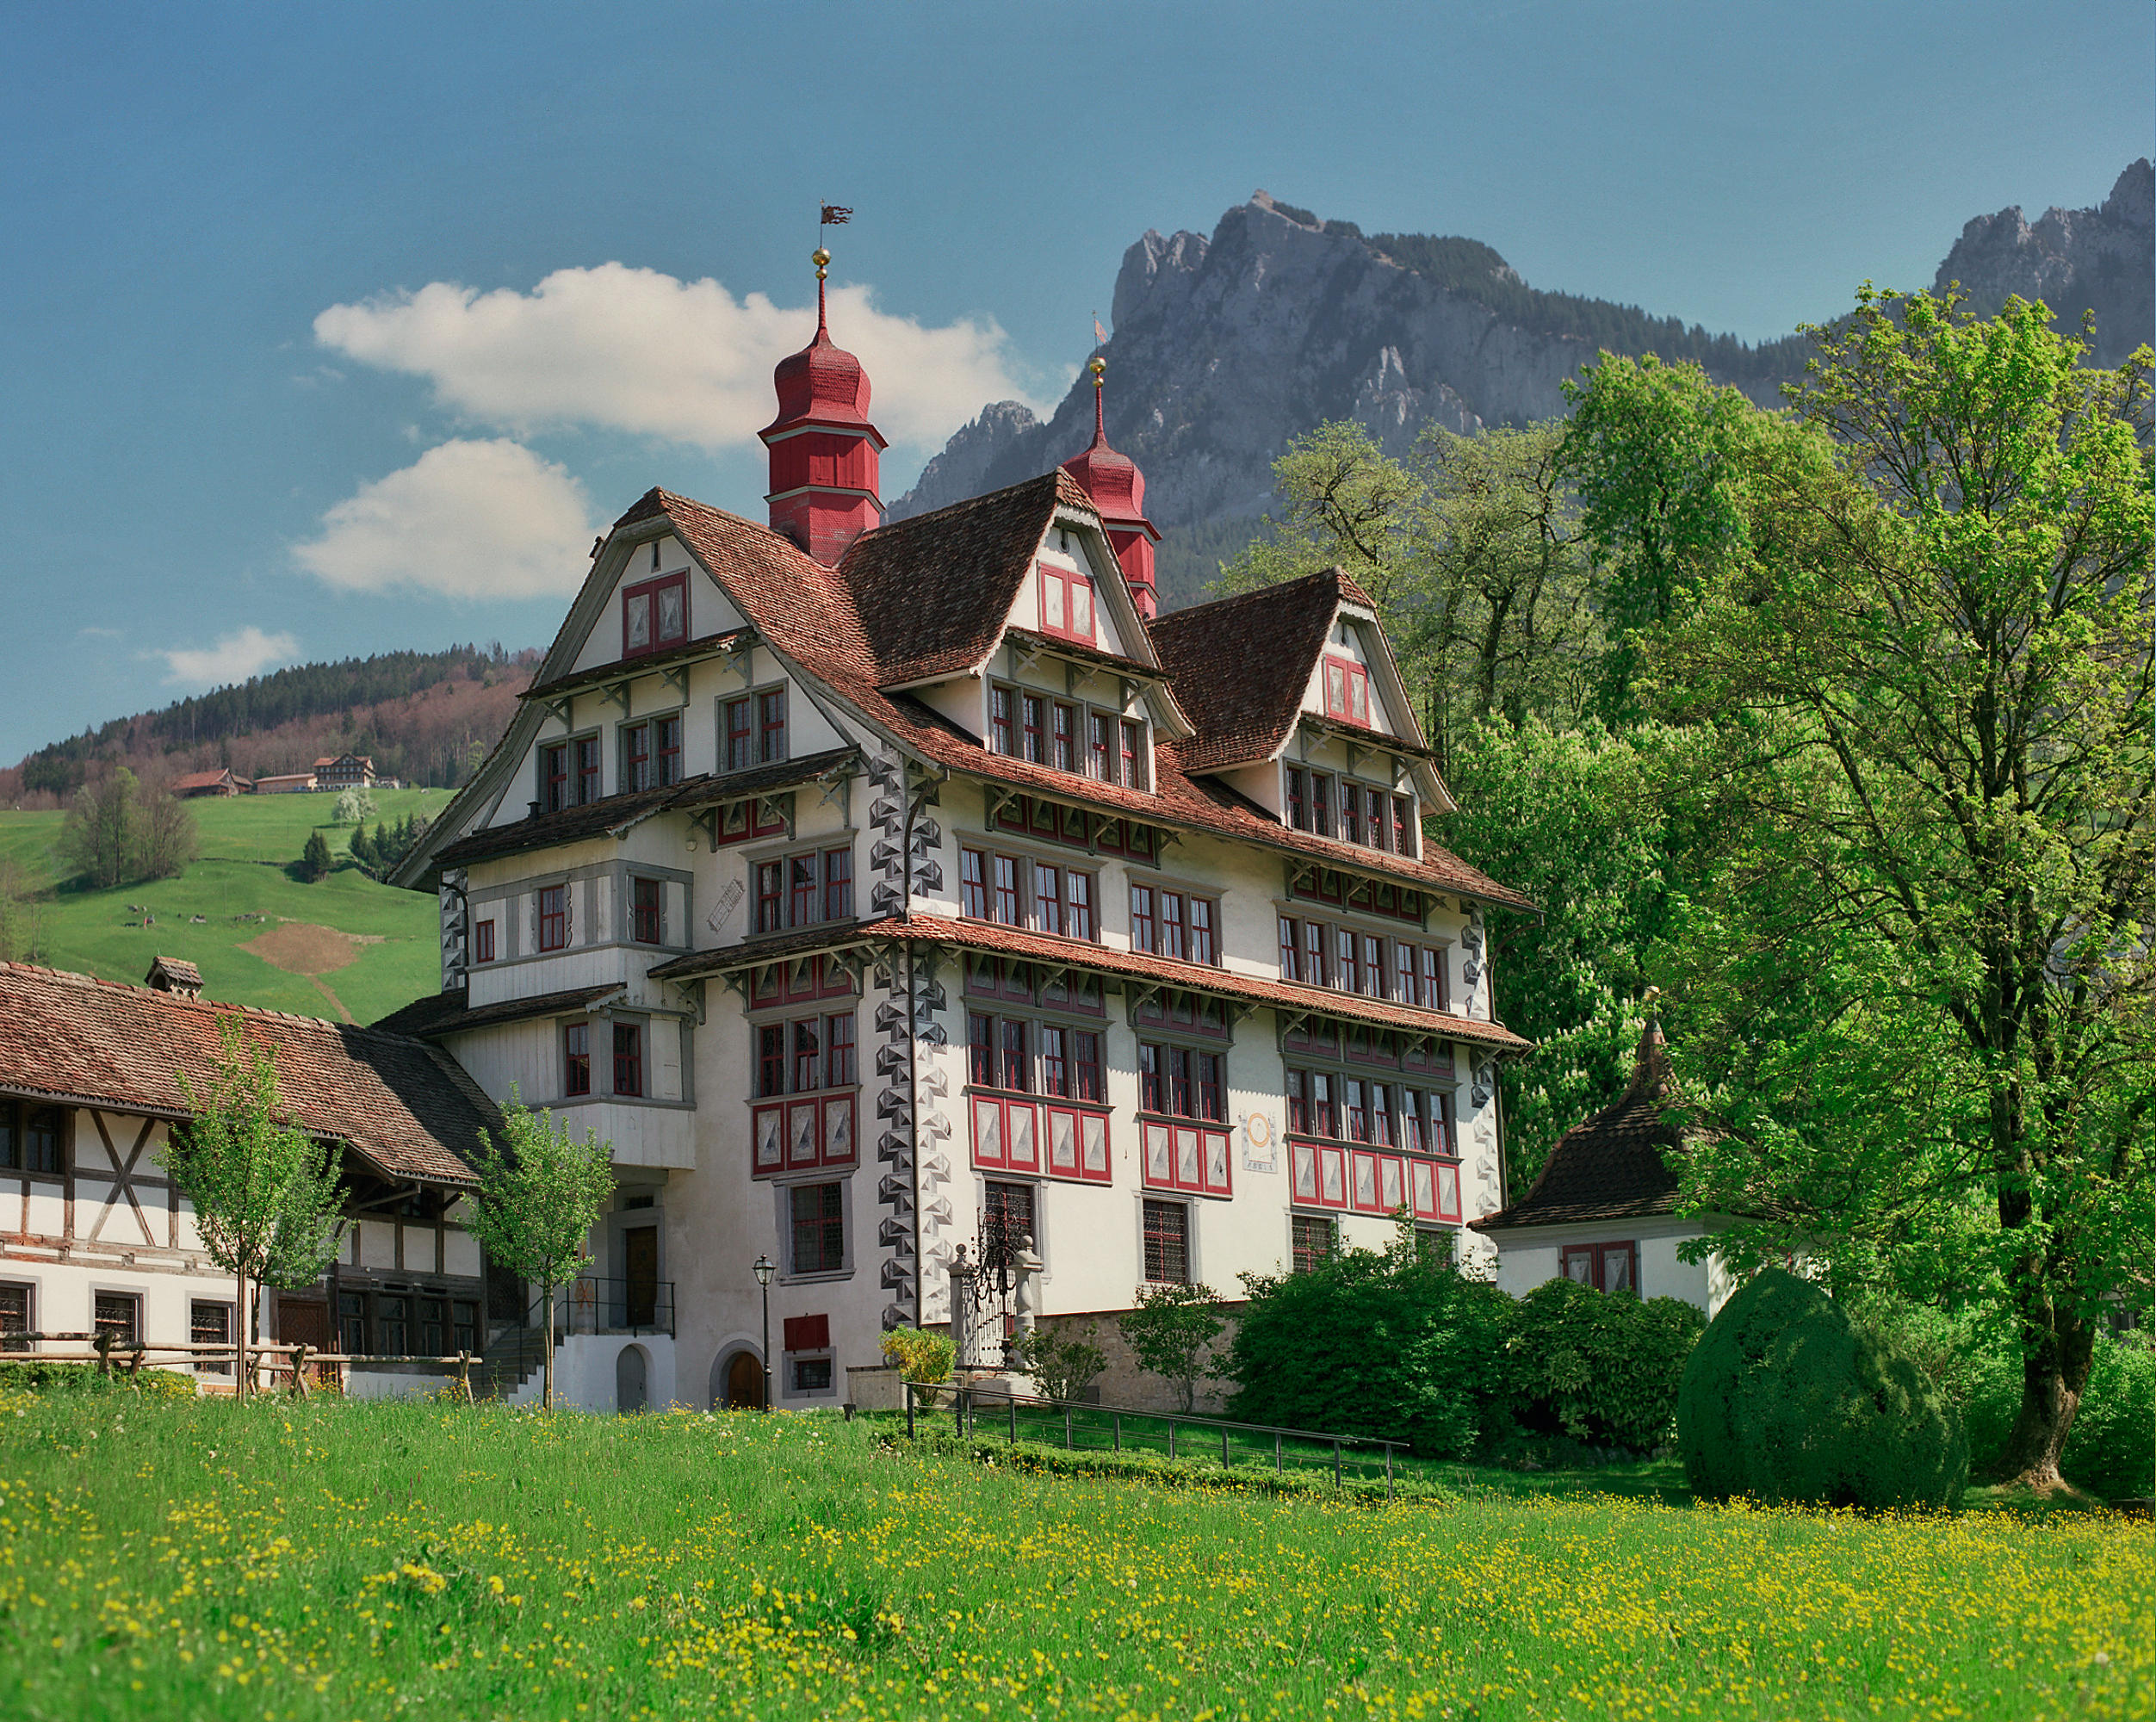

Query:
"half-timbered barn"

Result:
[[0, 962, 496, 1383], [387, 251, 1538, 1412]]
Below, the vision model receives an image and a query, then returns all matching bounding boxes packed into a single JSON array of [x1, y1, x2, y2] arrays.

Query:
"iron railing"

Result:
[[527, 1276, 675, 1338], [907, 1380, 1409, 1499]]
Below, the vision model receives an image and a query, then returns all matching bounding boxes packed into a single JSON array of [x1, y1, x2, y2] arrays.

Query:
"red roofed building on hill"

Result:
[[386, 245, 1537, 1414]]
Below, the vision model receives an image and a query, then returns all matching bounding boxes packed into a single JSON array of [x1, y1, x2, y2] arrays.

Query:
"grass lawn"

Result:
[[0, 790, 449, 1022], [2, 1388, 2147, 1720]]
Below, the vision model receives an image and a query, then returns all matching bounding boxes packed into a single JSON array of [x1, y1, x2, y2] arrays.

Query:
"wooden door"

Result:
[[623, 1227, 658, 1329], [276, 1296, 336, 1384], [725, 1349, 765, 1409]]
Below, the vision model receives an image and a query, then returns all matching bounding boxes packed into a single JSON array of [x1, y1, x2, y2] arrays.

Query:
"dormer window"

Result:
[[1323, 654, 1371, 726], [1040, 563, 1095, 646], [623, 571, 687, 658]]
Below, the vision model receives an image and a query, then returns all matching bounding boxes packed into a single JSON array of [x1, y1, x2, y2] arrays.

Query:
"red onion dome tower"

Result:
[[1060, 356, 1162, 619], [759, 245, 887, 566]]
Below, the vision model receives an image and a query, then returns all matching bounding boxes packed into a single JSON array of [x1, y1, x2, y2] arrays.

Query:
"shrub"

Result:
[[299, 830, 334, 881], [1226, 1230, 1510, 1459], [0, 1360, 196, 1399], [1678, 1268, 1968, 1510], [1019, 1322, 1106, 1403], [2062, 1331, 2154, 1502], [1119, 1283, 1227, 1413], [880, 1328, 955, 1388], [1504, 1277, 1704, 1452]]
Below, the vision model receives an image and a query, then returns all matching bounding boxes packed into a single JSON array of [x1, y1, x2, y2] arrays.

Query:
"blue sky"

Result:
[[2, 1, 2148, 767]]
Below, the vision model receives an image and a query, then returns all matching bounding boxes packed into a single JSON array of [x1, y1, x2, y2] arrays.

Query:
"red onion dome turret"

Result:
[[1060, 356, 1162, 619]]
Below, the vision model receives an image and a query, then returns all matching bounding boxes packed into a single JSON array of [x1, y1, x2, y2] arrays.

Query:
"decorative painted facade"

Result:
[[386, 260, 1537, 1410]]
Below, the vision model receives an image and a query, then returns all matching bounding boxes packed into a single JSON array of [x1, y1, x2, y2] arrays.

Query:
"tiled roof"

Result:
[[433, 749, 860, 870], [648, 914, 1531, 1053], [1148, 571, 1348, 772], [372, 983, 625, 1041], [145, 956, 203, 991], [843, 471, 1086, 686], [1471, 1023, 1686, 1231], [0, 963, 496, 1187]]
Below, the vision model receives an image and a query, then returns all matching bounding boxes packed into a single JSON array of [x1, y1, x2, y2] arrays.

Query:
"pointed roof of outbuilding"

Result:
[[1471, 1020, 1688, 1231]]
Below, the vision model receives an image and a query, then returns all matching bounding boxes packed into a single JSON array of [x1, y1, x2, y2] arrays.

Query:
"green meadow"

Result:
[[0, 1387, 2147, 1721], [0, 789, 449, 1022]]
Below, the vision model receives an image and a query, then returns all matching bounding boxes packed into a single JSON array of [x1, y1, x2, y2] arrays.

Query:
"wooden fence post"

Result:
[[291, 1346, 311, 1399], [456, 1349, 473, 1403], [95, 1332, 112, 1377]]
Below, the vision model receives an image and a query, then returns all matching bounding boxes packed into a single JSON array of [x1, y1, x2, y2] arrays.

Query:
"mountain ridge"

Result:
[[896, 163, 2153, 577]]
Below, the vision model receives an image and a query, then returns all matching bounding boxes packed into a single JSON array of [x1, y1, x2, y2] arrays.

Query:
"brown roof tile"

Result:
[[1471, 1023, 1686, 1230], [1148, 571, 1347, 772], [0, 963, 496, 1187]]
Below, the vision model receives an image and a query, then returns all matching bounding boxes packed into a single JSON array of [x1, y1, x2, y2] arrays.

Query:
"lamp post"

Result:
[[752, 1254, 775, 1413]]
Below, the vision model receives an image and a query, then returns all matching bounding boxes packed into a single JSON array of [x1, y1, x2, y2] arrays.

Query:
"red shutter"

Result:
[[783, 1314, 830, 1352]]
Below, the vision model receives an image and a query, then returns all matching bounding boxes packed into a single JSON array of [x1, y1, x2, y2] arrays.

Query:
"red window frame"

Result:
[[990, 685, 1015, 756], [1335, 927, 1357, 994], [656, 715, 682, 786], [1286, 766, 1307, 831], [822, 849, 852, 921], [961, 848, 988, 920], [613, 1022, 644, 1097], [1073, 1031, 1103, 1104], [473, 918, 495, 963], [754, 862, 783, 935], [537, 884, 567, 951], [1087, 711, 1112, 780], [1304, 921, 1327, 987], [1120, 720, 1146, 791], [573, 736, 599, 805], [790, 852, 820, 927], [1310, 772, 1331, 838], [1422, 947, 1447, 1012], [758, 689, 787, 763], [1279, 916, 1299, 981], [790, 1181, 845, 1274], [1141, 1121, 1234, 1198], [564, 1022, 591, 1096], [622, 571, 687, 658], [1361, 933, 1384, 998], [1021, 696, 1046, 764], [1394, 796, 1415, 855], [1040, 1024, 1069, 1098], [1158, 891, 1184, 961], [999, 1018, 1029, 1093], [725, 698, 754, 772], [1051, 702, 1075, 773], [625, 722, 652, 791], [542, 744, 569, 813], [1562, 1242, 1639, 1294], [1039, 565, 1097, 644], [1130, 884, 1155, 954], [992, 854, 1021, 926], [1066, 871, 1094, 941], [1341, 785, 1361, 846], [1142, 1199, 1190, 1283], [1323, 654, 1371, 725], [1188, 897, 1217, 966], [758, 1023, 786, 1098], [1292, 1213, 1335, 1274], [1033, 862, 1063, 937], [631, 876, 662, 945], [792, 1018, 822, 1093]]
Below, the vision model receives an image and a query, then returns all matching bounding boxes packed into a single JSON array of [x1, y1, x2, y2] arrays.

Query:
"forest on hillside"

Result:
[[4, 644, 538, 805]]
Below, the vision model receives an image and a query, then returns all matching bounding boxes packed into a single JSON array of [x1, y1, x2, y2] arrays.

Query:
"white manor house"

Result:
[[369, 255, 1541, 1411]]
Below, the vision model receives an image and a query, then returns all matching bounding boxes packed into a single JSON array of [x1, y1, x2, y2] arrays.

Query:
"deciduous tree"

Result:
[[462, 1088, 614, 1410]]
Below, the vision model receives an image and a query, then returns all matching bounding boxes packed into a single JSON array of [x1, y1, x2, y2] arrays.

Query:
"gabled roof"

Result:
[[0, 963, 496, 1187], [844, 470, 1084, 685], [397, 479, 1528, 911], [1149, 570, 1355, 772], [372, 983, 625, 1041], [1472, 1022, 1688, 1231]]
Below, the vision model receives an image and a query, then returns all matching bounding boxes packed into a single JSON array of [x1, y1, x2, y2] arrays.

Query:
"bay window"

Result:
[[564, 1022, 591, 1096]]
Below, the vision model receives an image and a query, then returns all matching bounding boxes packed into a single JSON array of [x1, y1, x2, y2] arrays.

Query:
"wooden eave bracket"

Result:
[[660, 664, 692, 705], [672, 977, 707, 1026], [542, 695, 576, 730], [982, 783, 1019, 831], [815, 758, 859, 820], [599, 678, 633, 716], [720, 629, 760, 683], [759, 792, 796, 840]]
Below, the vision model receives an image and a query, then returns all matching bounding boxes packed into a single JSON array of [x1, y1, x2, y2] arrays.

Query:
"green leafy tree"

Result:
[[462, 1087, 614, 1409], [1018, 1321, 1107, 1404], [1118, 1282, 1225, 1413], [331, 786, 375, 826], [1596, 290, 2155, 1487], [133, 783, 198, 882], [1227, 1224, 1510, 1458], [1503, 1276, 1705, 1452], [298, 830, 334, 882], [58, 767, 140, 889], [167, 1017, 347, 1398]]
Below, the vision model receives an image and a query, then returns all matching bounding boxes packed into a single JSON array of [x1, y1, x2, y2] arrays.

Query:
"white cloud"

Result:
[[294, 438, 593, 600], [158, 626, 301, 689], [313, 263, 1044, 451]]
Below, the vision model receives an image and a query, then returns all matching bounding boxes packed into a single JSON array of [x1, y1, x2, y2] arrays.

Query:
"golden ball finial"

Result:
[[812, 245, 831, 278], [1088, 355, 1106, 386]]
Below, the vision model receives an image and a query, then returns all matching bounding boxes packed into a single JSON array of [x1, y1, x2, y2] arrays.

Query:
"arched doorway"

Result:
[[717, 1347, 765, 1409], [615, 1344, 648, 1413]]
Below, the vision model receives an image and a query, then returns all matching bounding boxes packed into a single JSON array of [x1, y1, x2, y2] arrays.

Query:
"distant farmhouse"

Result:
[[315, 754, 376, 790], [170, 768, 251, 799], [254, 771, 317, 795]]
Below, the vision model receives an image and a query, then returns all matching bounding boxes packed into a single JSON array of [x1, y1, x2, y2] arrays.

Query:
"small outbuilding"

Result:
[[1472, 1021, 1735, 1316], [170, 769, 251, 799]]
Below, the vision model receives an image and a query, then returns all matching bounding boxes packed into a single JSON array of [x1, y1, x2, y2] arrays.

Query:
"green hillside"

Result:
[[0, 789, 450, 1024]]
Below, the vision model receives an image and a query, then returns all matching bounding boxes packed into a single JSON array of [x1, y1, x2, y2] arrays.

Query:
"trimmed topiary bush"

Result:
[[1678, 1268, 1968, 1510], [1505, 1277, 1705, 1452]]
